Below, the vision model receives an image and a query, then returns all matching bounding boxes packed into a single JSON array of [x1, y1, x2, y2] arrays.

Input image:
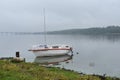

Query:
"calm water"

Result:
[[0, 34, 120, 77]]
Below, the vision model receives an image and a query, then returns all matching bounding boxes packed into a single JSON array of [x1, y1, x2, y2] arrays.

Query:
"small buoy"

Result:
[[76, 52, 79, 54]]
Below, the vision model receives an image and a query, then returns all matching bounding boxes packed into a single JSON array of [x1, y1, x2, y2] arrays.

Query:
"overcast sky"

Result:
[[0, 0, 120, 32]]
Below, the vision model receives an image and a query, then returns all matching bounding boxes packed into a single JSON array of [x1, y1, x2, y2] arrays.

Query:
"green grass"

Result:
[[0, 60, 119, 80]]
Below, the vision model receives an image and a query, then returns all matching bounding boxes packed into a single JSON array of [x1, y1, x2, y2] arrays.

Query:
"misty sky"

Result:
[[0, 0, 120, 32]]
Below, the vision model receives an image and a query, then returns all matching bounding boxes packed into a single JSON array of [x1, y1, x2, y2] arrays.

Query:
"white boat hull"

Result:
[[32, 49, 71, 57]]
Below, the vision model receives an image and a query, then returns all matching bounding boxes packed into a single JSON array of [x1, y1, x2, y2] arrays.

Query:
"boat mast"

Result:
[[43, 8, 47, 45]]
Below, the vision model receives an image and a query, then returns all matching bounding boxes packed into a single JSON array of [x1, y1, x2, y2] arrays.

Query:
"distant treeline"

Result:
[[1, 26, 120, 35], [48, 26, 120, 35]]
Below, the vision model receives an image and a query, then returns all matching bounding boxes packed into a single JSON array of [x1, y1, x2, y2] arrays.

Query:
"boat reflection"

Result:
[[34, 54, 73, 65]]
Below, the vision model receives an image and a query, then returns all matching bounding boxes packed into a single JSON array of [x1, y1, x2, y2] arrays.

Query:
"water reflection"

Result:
[[34, 54, 73, 65]]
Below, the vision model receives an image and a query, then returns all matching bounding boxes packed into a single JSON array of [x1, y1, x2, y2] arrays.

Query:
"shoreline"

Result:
[[0, 60, 120, 80]]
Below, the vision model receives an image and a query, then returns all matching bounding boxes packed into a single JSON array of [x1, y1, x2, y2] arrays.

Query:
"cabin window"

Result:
[[44, 45, 48, 48], [52, 46, 59, 48]]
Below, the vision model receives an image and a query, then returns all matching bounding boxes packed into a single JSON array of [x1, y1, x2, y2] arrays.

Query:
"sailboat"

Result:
[[29, 9, 73, 57]]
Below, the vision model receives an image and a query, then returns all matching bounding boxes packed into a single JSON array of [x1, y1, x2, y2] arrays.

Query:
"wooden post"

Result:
[[16, 51, 20, 57]]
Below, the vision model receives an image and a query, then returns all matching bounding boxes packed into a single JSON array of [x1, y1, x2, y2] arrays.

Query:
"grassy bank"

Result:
[[0, 60, 119, 80]]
